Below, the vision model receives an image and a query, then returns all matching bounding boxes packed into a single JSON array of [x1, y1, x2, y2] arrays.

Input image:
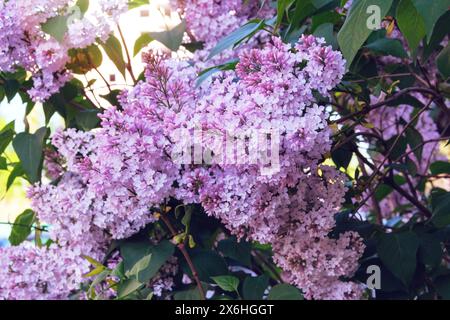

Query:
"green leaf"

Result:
[[75, 109, 101, 131], [12, 127, 48, 183], [418, 233, 443, 268], [242, 275, 269, 300], [8, 209, 36, 246], [100, 35, 127, 78], [411, 0, 449, 42], [196, 59, 239, 87], [133, 33, 154, 56], [76, 0, 89, 13], [268, 284, 303, 300], [128, 0, 149, 10], [337, 0, 393, 67], [208, 19, 265, 59], [430, 161, 450, 175], [185, 251, 228, 282], [4, 79, 20, 102], [376, 231, 419, 286], [121, 240, 175, 283], [0, 128, 14, 155], [375, 184, 394, 202], [217, 237, 252, 267], [313, 23, 338, 49], [331, 143, 353, 169], [174, 284, 208, 300], [437, 44, 450, 79], [117, 278, 144, 299], [136, 240, 175, 283], [435, 275, 450, 299], [148, 21, 186, 52], [0, 156, 7, 170], [365, 38, 408, 58], [405, 127, 424, 160], [431, 192, 450, 227], [396, 0, 426, 54], [41, 15, 69, 42], [6, 163, 24, 191], [100, 90, 121, 107], [83, 255, 105, 268], [129, 254, 152, 279], [211, 275, 239, 292], [276, 0, 292, 30]]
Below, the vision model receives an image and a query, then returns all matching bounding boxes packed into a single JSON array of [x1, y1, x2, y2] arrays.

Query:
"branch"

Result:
[[158, 213, 206, 300]]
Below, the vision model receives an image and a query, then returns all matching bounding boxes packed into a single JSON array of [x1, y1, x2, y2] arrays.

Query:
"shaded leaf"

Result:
[[268, 284, 303, 300], [376, 231, 419, 286], [211, 275, 239, 292]]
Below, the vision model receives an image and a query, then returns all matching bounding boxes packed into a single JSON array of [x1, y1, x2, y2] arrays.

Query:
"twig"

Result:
[[117, 24, 137, 84], [158, 213, 206, 300]]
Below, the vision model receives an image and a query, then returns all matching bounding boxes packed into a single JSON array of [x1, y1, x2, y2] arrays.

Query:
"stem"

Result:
[[117, 24, 137, 84], [158, 213, 206, 300], [0, 222, 47, 232], [332, 87, 439, 124]]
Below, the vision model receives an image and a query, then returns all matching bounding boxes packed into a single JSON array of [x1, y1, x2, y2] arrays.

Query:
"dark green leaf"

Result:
[[100, 35, 127, 78], [211, 275, 239, 292], [437, 44, 450, 79], [376, 231, 419, 286], [431, 192, 450, 227], [174, 284, 208, 300], [12, 127, 48, 183], [0, 128, 14, 154], [313, 23, 338, 49], [268, 284, 303, 300], [148, 21, 186, 52], [4, 80, 20, 102], [242, 275, 269, 300], [217, 237, 252, 267], [136, 240, 175, 283], [365, 38, 408, 58], [75, 109, 101, 131], [430, 161, 450, 175], [100, 90, 121, 107], [396, 0, 426, 54], [276, 0, 292, 30], [418, 233, 443, 268], [8, 209, 36, 246], [411, 0, 449, 42], [0, 156, 7, 170], [6, 163, 24, 191], [406, 127, 424, 160], [186, 251, 228, 282], [121, 240, 175, 283], [435, 275, 450, 299]]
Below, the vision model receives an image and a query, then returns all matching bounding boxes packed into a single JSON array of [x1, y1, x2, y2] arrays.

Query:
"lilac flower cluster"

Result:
[[0, 243, 91, 300], [0, 0, 126, 101]]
